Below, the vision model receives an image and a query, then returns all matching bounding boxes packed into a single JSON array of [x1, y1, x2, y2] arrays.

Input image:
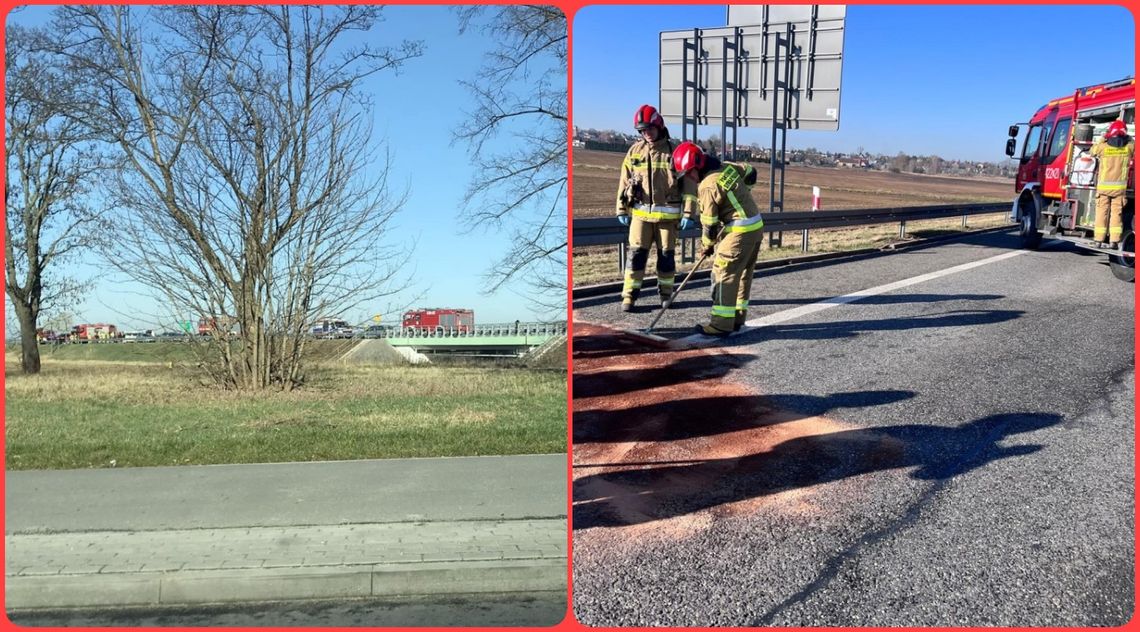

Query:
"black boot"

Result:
[[694, 323, 732, 338]]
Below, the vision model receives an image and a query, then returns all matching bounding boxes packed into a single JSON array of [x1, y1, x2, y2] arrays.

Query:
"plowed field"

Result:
[[573, 149, 1011, 217]]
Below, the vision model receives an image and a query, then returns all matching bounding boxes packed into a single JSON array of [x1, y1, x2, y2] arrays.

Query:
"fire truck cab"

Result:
[[1005, 77, 1135, 281]]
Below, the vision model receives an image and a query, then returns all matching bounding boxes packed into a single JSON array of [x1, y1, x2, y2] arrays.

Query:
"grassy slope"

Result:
[[5, 359, 566, 470]]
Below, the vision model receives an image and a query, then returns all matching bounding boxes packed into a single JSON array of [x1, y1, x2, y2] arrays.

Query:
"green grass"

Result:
[[5, 359, 566, 470]]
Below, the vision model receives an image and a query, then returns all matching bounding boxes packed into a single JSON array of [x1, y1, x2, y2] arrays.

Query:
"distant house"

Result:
[[836, 157, 865, 169]]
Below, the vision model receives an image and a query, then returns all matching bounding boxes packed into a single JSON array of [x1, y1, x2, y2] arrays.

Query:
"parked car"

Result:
[[363, 325, 394, 338]]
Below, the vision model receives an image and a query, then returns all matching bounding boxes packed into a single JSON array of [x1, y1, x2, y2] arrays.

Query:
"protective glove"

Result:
[[617, 215, 630, 226], [679, 217, 696, 231], [701, 242, 716, 257]]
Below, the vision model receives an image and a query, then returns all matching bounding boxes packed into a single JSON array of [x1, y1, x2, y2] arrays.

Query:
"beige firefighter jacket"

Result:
[[616, 136, 698, 222], [696, 161, 764, 247], [1091, 138, 1135, 192]]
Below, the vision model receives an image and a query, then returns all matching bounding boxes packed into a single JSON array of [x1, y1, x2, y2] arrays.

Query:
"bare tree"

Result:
[[454, 6, 567, 313], [707, 133, 722, 156], [4, 25, 99, 374], [52, 5, 423, 390]]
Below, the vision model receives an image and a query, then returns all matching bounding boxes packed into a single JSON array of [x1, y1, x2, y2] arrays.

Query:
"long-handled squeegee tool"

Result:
[[618, 250, 710, 348]]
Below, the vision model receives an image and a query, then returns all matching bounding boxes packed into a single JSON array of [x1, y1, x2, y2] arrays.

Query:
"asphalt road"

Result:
[[6, 454, 566, 533], [7, 592, 567, 627], [572, 230, 1135, 626]]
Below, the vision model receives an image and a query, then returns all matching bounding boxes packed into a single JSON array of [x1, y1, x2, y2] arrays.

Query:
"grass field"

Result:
[[5, 353, 567, 470], [573, 148, 1015, 286]]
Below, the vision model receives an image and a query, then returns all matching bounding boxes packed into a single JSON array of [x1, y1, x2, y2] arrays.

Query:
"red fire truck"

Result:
[[402, 308, 474, 333], [71, 323, 117, 341], [198, 316, 239, 336], [1005, 76, 1135, 281]]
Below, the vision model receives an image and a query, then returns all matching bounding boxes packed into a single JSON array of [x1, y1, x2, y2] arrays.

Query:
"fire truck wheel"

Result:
[[1108, 231, 1135, 283], [1017, 195, 1042, 250]]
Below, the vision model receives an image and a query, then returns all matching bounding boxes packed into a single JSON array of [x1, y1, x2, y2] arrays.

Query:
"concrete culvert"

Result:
[[339, 339, 426, 366]]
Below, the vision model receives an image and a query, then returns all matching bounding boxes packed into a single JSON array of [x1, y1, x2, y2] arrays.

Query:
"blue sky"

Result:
[[573, 5, 1136, 162], [7, 6, 557, 330]]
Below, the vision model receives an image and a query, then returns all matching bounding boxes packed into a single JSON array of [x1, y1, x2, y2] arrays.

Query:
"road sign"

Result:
[[659, 5, 846, 131], [727, 5, 847, 28]]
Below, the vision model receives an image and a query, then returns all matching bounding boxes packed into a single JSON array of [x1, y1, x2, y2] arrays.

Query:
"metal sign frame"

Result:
[[659, 5, 846, 246]]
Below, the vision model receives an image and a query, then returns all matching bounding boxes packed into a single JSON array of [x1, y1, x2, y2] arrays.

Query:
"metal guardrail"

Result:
[[372, 321, 568, 340], [573, 202, 1010, 247], [574, 202, 1010, 273]]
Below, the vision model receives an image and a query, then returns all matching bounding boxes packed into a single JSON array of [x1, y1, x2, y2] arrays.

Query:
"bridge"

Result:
[[376, 321, 568, 356]]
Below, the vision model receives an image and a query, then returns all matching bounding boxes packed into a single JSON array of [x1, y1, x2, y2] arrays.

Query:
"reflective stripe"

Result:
[[736, 301, 748, 309], [711, 305, 736, 317], [683, 194, 698, 202], [725, 190, 748, 220], [725, 213, 765, 233], [1102, 147, 1131, 156], [631, 203, 682, 220], [700, 214, 721, 226], [651, 160, 672, 169], [623, 274, 642, 290], [1098, 183, 1127, 191]]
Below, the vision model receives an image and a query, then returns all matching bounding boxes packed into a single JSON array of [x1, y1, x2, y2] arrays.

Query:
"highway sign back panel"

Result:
[[660, 6, 846, 131]]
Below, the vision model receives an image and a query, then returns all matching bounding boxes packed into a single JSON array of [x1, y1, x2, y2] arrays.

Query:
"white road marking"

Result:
[[677, 241, 1060, 343]]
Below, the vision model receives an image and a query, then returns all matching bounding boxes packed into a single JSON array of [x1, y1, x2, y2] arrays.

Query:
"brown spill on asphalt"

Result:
[[572, 321, 903, 543]]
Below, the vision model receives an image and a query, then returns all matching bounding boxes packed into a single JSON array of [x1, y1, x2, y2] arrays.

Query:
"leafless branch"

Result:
[[452, 6, 567, 315], [52, 5, 424, 390]]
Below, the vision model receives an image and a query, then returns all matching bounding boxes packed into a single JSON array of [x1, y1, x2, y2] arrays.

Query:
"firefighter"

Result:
[[672, 141, 762, 337], [616, 105, 699, 312], [1090, 119, 1134, 247]]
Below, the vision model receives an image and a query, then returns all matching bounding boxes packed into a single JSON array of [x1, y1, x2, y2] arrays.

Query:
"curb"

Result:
[[572, 224, 1015, 300], [6, 558, 566, 611]]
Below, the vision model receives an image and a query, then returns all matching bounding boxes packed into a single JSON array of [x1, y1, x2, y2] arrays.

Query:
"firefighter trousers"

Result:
[[708, 230, 762, 332], [623, 217, 678, 300], [1094, 189, 1126, 243]]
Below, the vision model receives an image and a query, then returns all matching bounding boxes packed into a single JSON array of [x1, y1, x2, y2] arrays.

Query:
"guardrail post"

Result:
[[801, 229, 809, 252], [618, 242, 627, 274], [899, 220, 907, 239], [962, 214, 967, 228]]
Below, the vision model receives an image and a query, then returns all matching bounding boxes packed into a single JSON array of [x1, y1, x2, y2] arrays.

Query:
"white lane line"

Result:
[[678, 241, 1059, 343]]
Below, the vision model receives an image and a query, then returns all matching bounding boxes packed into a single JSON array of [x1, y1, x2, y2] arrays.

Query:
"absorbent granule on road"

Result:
[[572, 322, 903, 542]]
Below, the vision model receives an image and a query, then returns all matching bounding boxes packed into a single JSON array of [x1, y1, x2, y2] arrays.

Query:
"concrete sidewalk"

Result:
[[5, 455, 567, 610]]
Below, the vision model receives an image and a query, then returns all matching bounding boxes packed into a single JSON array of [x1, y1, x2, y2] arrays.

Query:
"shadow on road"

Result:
[[574, 390, 913, 444], [717, 308, 1024, 346], [573, 353, 756, 398], [573, 412, 1062, 530]]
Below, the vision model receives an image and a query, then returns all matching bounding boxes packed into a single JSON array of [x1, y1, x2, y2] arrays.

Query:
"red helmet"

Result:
[[1106, 120, 1128, 139], [633, 105, 664, 131], [672, 141, 706, 175]]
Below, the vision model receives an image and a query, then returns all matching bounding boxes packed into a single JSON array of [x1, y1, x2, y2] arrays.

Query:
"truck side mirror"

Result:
[[1005, 138, 1017, 158], [1008, 125, 1019, 137]]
